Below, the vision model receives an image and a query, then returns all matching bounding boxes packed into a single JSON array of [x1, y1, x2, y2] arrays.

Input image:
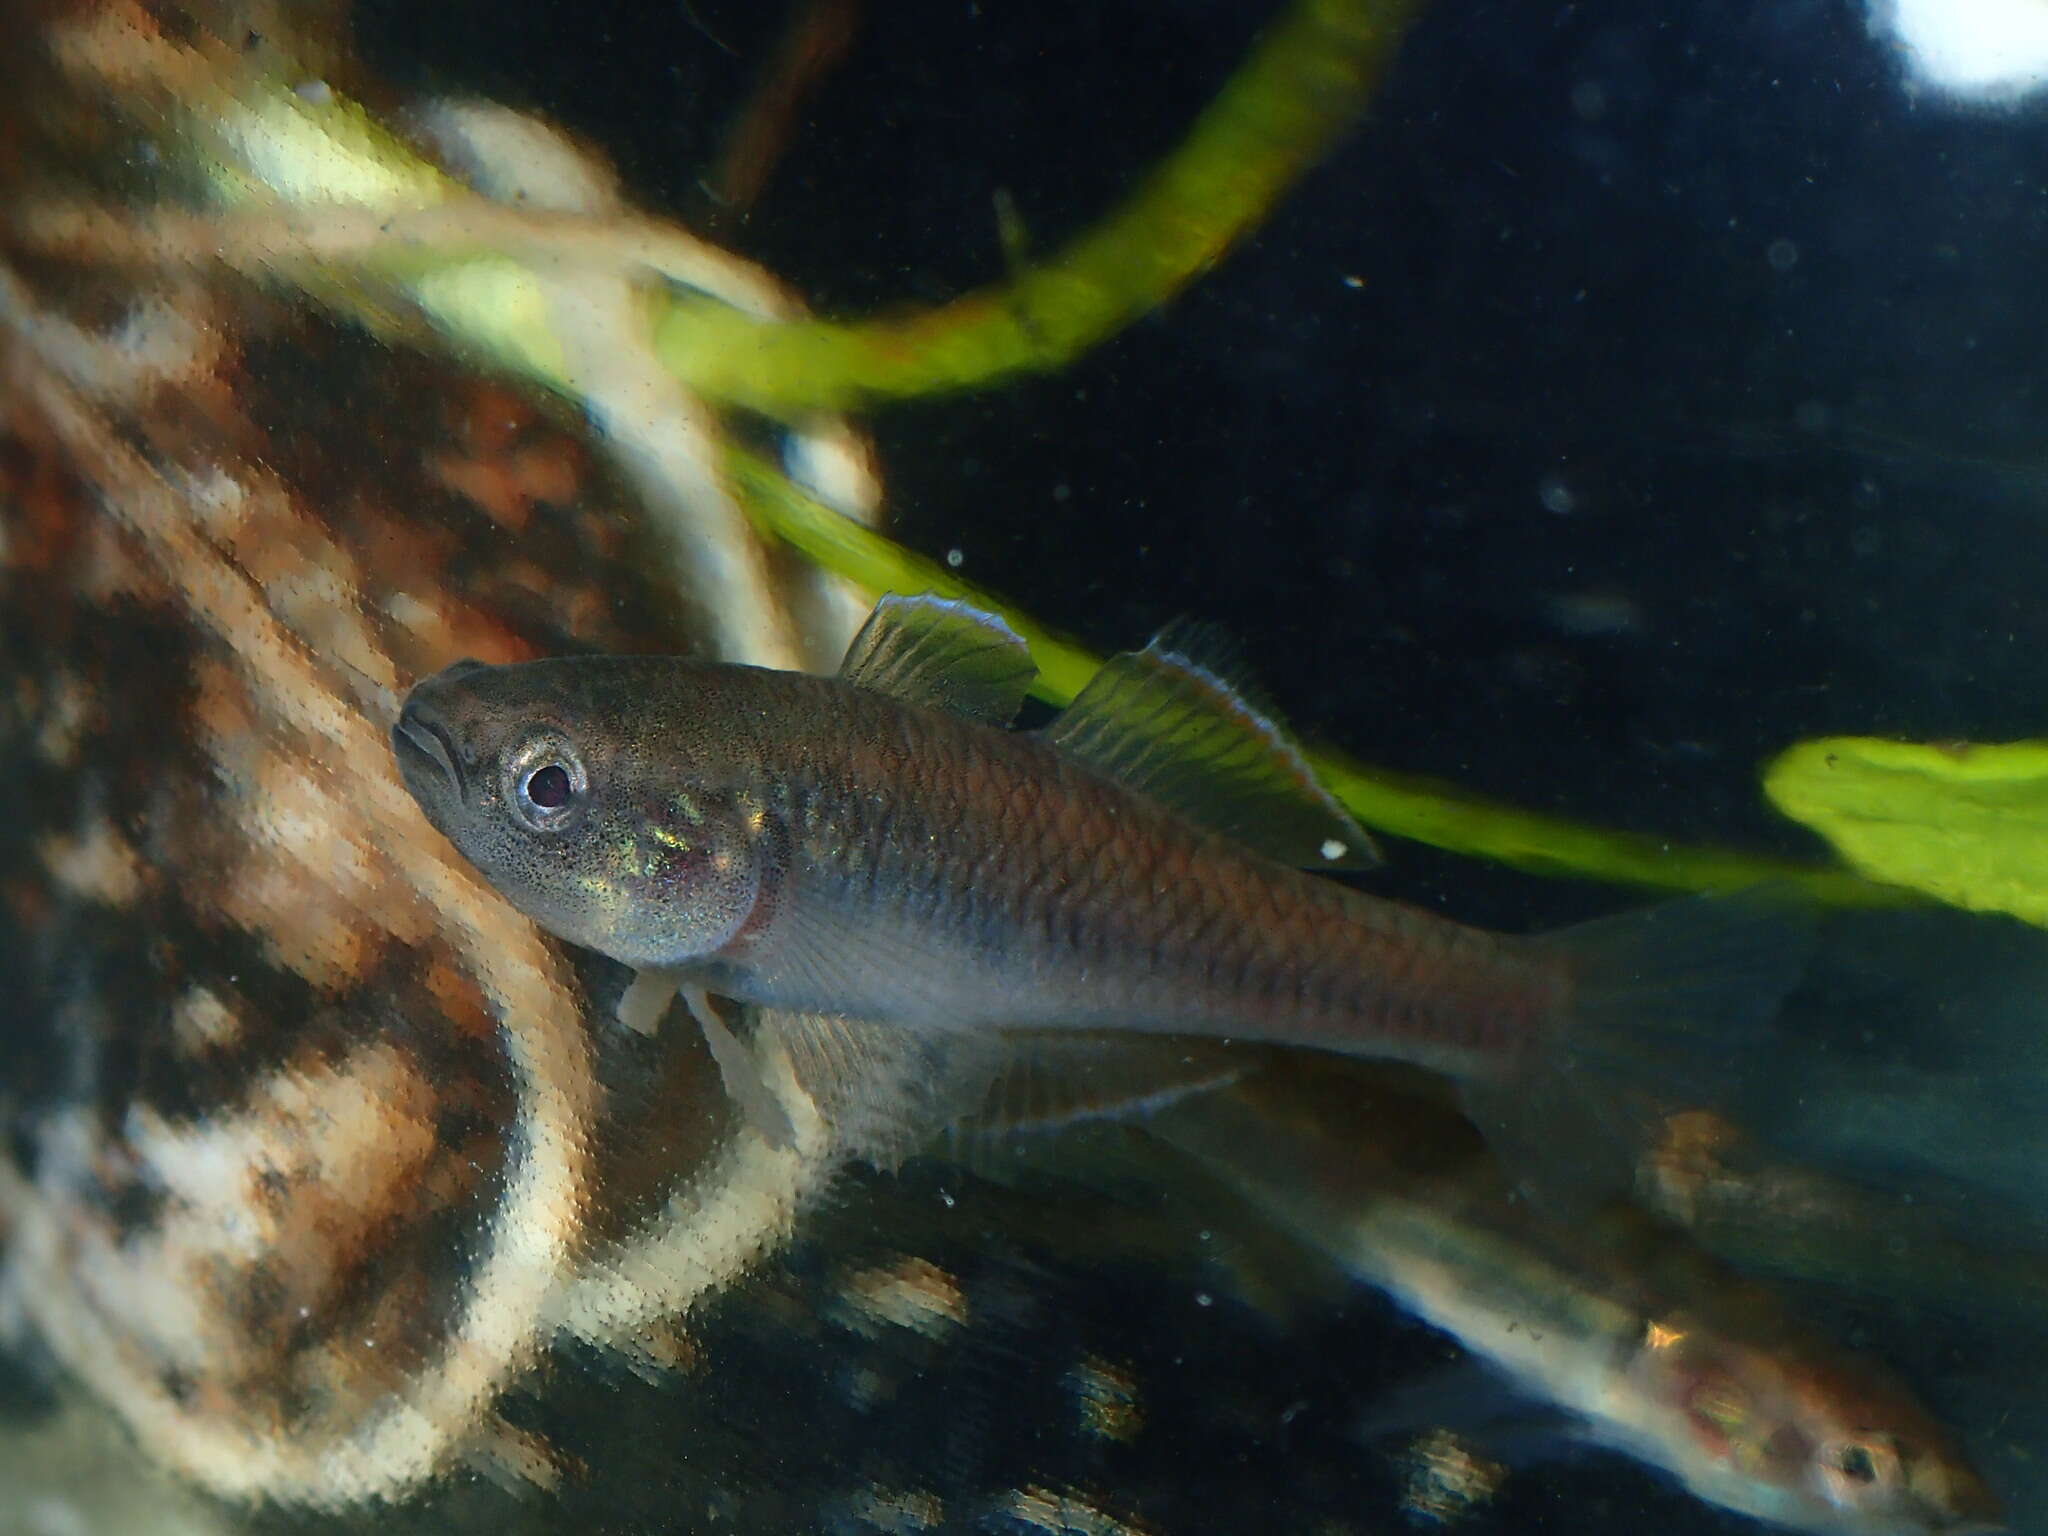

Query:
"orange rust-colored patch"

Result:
[[430, 383, 589, 533], [0, 423, 87, 575], [421, 954, 499, 1044]]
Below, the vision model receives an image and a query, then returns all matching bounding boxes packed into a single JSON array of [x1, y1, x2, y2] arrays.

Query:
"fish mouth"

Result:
[[391, 704, 467, 803]]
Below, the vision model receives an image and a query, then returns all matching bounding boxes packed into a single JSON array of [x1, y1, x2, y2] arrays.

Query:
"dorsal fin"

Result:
[[837, 593, 1036, 725], [1044, 636, 1379, 870]]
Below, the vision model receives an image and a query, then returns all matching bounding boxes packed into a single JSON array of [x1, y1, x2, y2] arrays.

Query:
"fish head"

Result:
[[392, 655, 770, 969], [1636, 1320, 2002, 1535], [1767, 1356, 2004, 1536]]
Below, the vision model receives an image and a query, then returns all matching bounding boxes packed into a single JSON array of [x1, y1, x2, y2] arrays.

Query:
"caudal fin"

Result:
[[1462, 890, 1814, 1212]]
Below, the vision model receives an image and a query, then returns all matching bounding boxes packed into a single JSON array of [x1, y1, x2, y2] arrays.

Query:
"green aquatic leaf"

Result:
[[1766, 735, 2048, 924]]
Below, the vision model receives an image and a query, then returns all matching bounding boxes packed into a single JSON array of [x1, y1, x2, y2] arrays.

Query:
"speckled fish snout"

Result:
[[393, 701, 462, 795], [392, 661, 493, 827]]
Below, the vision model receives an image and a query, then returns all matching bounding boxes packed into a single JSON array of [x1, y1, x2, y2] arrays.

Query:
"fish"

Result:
[[1142, 1055, 2004, 1535], [1638, 1108, 2048, 1334], [390, 592, 1805, 1187]]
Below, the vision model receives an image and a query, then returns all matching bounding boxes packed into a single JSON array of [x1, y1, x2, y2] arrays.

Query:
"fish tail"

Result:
[[1461, 889, 1814, 1213]]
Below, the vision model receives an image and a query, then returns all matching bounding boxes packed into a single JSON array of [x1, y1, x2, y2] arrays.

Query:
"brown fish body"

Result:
[[393, 596, 1808, 1200], [663, 665, 1558, 1075]]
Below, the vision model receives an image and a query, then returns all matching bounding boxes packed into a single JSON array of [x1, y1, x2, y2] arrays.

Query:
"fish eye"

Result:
[[504, 735, 588, 830], [525, 763, 573, 809], [1819, 1435, 1903, 1505]]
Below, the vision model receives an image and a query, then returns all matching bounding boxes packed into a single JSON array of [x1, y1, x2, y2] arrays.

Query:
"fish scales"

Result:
[[403, 652, 1560, 1073], [1152, 1063, 2004, 1536], [393, 596, 1812, 1222]]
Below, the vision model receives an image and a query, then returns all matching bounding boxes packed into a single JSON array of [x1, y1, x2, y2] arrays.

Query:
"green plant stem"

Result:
[[653, 0, 1426, 416], [730, 447, 1893, 904]]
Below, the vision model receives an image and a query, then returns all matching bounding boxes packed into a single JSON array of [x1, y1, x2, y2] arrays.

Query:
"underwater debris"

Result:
[[831, 1255, 973, 1342], [1066, 1354, 1147, 1445], [997, 1484, 1154, 1536], [1395, 1428, 1509, 1525]]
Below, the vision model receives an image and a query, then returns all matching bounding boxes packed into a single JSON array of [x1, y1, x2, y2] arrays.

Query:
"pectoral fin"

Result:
[[616, 968, 797, 1147], [683, 985, 796, 1150], [764, 1010, 984, 1168], [616, 966, 682, 1035]]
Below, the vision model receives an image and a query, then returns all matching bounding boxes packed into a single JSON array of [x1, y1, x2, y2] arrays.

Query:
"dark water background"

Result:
[[329, 1, 2048, 1531], [363, 0, 2048, 917]]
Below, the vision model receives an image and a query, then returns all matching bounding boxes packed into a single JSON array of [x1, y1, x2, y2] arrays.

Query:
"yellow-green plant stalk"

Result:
[[730, 446, 1888, 903], [649, 0, 1427, 416]]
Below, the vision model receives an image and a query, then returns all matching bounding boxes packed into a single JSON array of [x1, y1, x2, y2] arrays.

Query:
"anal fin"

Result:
[[764, 1016, 1250, 1169], [964, 1033, 1251, 1137]]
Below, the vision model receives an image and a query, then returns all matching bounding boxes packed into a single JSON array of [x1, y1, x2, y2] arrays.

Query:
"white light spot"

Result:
[[945, 548, 964, 568], [1319, 838, 1348, 862], [1871, 0, 2048, 100]]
